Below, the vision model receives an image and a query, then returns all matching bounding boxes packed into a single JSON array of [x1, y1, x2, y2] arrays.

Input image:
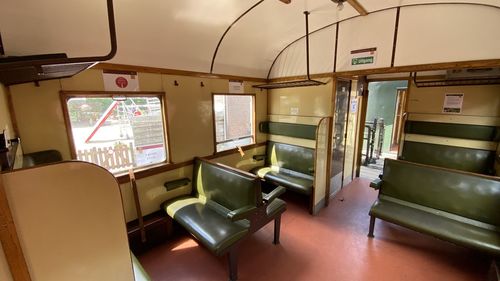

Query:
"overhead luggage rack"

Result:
[[253, 79, 325, 89], [254, 11, 326, 90]]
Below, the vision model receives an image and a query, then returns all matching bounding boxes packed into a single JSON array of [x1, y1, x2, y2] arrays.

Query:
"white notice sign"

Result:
[[229, 80, 244, 93], [103, 71, 140, 91], [443, 93, 464, 114]]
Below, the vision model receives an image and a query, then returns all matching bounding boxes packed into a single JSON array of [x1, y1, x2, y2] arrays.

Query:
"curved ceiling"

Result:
[[0, 0, 499, 79]]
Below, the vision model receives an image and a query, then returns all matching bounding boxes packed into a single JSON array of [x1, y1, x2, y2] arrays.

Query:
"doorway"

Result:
[[359, 80, 408, 180]]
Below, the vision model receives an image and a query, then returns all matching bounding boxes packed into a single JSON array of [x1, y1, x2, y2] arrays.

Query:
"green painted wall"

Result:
[[366, 81, 408, 153]]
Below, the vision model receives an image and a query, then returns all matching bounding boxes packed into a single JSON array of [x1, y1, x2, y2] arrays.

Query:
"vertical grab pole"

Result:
[[304, 11, 311, 80]]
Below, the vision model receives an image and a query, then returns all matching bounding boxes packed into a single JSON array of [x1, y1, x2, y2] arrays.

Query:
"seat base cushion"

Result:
[[252, 167, 313, 195], [162, 196, 249, 256], [370, 198, 500, 256]]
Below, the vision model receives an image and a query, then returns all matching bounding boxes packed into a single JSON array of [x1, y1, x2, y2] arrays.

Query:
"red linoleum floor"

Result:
[[138, 178, 491, 281]]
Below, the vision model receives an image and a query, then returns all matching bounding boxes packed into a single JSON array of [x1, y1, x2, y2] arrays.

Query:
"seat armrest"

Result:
[[370, 178, 382, 190], [226, 205, 257, 222], [253, 154, 266, 161], [263, 185, 286, 204]]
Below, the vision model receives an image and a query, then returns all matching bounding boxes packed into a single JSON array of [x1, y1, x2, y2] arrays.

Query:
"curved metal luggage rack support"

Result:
[[253, 11, 326, 90], [0, 0, 117, 86]]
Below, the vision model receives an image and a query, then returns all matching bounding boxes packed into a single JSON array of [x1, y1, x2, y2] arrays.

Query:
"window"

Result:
[[213, 94, 255, 152], [62, 92, 168, 174]]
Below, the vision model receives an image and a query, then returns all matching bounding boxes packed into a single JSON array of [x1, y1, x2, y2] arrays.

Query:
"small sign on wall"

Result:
[[103, 70, 140, 91], [443, 93, 464, 114], [350, 47, 377, 66], [229, 80, 244, 93], [350, 100, 358, 113]]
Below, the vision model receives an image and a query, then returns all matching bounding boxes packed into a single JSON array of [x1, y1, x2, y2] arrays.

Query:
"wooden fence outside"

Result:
[[76, 143, 135, 171]]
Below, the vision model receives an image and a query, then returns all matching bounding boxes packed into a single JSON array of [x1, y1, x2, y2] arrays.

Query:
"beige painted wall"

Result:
[[407, 83, 500, 117], [8, 68, 268, 221], [0, 84, 14, 139], [268, 79, 333, 117]]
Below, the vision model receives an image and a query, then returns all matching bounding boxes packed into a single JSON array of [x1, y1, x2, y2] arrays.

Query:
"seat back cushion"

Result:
[[381, 159, 500, 226], [401, 141, 495, 175], [193, 158, 259, 210], [266, 141, 315, 176]]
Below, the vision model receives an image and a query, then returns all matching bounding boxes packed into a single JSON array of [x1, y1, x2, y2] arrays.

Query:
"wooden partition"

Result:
[[314, 117, 332, 214], [0, 161, 134, 281]]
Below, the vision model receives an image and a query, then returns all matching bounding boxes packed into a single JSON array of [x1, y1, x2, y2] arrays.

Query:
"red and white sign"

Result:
[[103, 71, 140, 91]]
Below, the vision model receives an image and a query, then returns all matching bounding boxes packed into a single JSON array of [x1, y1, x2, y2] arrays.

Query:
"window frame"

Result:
[[60, 90, 171, 176], [211, 93, 256, 153]]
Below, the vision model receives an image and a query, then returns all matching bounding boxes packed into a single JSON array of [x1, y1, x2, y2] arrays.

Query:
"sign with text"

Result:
[[350, 47, 377, 66], [229, 80, 244, 93], [103, 70, 140, 91], [443, 93, 464, 114]]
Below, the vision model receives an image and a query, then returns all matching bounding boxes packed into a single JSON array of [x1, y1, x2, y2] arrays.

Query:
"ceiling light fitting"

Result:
[[331, 0, 347, 11]]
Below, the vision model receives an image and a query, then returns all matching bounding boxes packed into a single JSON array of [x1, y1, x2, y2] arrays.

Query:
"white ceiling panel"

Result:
[[269, 25, 336, 79], [108, 0, 257, 73], [0, 0, 110, 57], [358, 0, 500, 12], [212, 0, 358, 78]]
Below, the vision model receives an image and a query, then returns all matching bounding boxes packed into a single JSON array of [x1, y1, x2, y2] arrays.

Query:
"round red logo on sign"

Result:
[[115, 77, 128, 88]]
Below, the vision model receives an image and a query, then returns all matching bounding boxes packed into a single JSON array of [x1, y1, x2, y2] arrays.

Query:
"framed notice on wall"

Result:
[[103, 70, 140, 91], [443, 93, 464, 114]]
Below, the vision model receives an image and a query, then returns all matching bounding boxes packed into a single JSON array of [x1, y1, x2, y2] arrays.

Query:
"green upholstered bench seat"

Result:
[[252, 167, 313, 195], [369, 159, 500, 256], [252, 141, 315, 213], [370, 198, 500, 256], [163, 196, 249, 256], [161, 157, 286, 280]]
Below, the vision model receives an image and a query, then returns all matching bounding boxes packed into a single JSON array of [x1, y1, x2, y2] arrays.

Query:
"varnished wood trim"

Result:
[[347, 0, 368, 16], [59, 93, 77, 159], [60, 90, 171, 163], [94, 63, 267, 83], [270, 59, 500, 82], [324, 117, 333, 206], [354, 77, 368, 177], [333, 24, 339, 73], [115, 142, 267, 184], [391, 7, 401, 67], [116, 160, 192, 184], [212, 93, 257, 154], [4, 86, 19, 137], [0, 175, 32, 281], [205, 141, 266, 160], [367, 75, 446, 82]]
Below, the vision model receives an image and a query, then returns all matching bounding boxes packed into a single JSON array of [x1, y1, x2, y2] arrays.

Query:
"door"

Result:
[[330, 80, 351, 196]]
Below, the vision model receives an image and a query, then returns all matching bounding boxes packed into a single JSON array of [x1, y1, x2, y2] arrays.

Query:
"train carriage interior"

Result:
[[0, 0, 499, 280]]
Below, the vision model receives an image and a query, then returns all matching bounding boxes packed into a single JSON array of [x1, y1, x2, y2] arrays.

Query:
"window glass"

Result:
[[66, 96, 167, 173], [213, 94, 254, 152]]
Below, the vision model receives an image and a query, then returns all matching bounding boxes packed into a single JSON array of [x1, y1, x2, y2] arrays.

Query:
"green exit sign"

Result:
[[352, 56, 374, 65]]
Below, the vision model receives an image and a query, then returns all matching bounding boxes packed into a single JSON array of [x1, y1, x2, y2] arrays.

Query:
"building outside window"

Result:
[[213, 94, 255, 152], [63, 92, 168, 174]]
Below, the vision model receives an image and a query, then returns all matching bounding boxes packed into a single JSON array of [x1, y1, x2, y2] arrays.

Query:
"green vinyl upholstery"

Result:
[[161, 157, 286, 280], [401, 121, 498, 175], [369, 159, 500, 256], [252, 142, 315, 210], [400, 141, 496, 175]]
